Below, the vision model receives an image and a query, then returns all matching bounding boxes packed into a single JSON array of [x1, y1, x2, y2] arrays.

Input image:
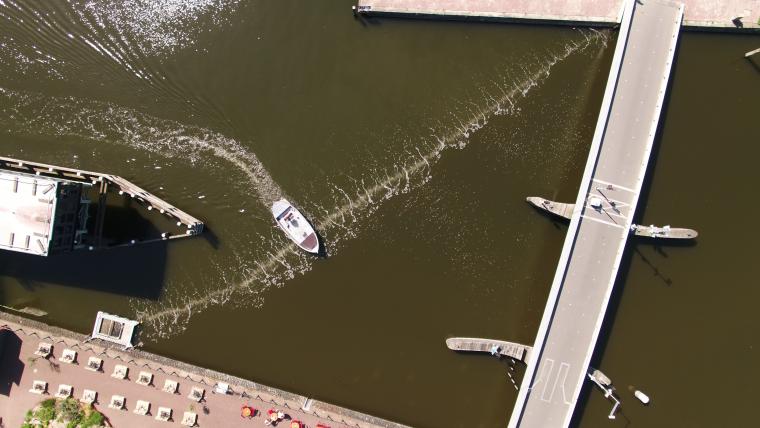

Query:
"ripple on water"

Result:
[[0, 0, 240, 120], [131, 30, 610, 339]]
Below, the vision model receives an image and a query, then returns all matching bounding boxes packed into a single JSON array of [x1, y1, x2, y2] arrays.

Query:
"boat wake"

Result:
[[132, 29, 610, 338], [0, 87, 284, 206], [0, 0, 240, 122]]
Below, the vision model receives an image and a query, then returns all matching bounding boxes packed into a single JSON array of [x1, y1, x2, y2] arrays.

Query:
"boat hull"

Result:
[[272, 199, 320, 254]]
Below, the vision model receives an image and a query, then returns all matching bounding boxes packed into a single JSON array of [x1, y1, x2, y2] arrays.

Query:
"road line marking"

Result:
[[557, 363, 572, 405], [545, 360, 565, 404], [592, 178, 636, 193], [581, 214, 625, 229], [592, 190, 633, 208], [539, 359, 556, 403]]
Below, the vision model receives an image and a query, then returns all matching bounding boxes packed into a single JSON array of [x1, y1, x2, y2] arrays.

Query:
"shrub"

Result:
[[82, 409, 105, 428], [58, 398, 84, 426]]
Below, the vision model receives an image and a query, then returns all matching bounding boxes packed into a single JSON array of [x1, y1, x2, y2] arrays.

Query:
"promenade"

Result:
[[356, 0, 759, 29], [0, 312, 407, 428]]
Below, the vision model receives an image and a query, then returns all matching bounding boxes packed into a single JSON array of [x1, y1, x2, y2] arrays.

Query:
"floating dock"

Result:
[[446, 337, 532, 362], [0, 156, 203, 256], [631, 224, 697, 239], [527, 196, 698, 239], [526, 197, 574, 221]]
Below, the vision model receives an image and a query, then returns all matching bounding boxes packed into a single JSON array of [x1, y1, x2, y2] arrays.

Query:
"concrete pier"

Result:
[[356, 0, 759, 30]]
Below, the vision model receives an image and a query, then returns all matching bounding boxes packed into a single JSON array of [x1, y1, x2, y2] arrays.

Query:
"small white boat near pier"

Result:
[[272, 199, 320, 254]]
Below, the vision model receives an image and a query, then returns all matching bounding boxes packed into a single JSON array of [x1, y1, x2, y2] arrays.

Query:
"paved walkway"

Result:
[[357, 0, 760, 29], [0, 315, 407, 428]]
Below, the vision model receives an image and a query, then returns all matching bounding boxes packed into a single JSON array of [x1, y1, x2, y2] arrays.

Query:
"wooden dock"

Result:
[[527, 196, 698, 239], [445, 337, 532, 362], [526, 196, 574, 220]]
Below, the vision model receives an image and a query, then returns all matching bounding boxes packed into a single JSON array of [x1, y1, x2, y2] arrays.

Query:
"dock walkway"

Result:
[[508, 1, 683, 427], [356, 0, 758, 29], [445, 337, 531, 362]]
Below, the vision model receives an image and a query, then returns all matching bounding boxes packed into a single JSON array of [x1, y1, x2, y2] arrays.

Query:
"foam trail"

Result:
[[134, 30, 609, 338], [0, 88, 283, 205]]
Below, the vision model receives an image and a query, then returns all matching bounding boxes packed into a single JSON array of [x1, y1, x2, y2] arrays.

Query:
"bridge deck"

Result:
[[509, 1, 683, 427]]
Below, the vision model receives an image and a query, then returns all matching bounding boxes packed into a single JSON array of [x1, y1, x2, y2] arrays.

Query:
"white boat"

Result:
[[271, 199, 320, 254], [634, 390, 650, 404]]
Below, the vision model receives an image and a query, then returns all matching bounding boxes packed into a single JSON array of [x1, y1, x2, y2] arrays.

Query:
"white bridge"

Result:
[[508, 0, 684, 426]]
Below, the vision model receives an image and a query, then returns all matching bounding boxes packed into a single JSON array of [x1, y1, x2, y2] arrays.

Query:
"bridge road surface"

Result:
[[508, 1, 683, 427]]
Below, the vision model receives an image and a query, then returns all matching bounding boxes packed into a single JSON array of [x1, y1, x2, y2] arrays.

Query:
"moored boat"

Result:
[[271, 199, 320, 254]]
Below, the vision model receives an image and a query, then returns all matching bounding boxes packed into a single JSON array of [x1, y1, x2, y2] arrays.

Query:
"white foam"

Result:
[[0, 88, 284, 206], [79, 0, 240, 56]]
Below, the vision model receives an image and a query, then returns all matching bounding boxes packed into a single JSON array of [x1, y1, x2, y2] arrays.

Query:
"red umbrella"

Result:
[[241, 405, 255, 418]]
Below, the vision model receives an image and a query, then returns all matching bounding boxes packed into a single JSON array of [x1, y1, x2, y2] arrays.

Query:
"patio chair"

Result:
[[213, 382, 229, 394], [111, 364, 128, 379], [108, 395, 125, 410], [134, 400, 150, 415], [136, 371, 153, 386], [85, 356, 103, 372], [162, 379, 178, 394], [80, 389, 97, 404], [181, 411, 198, 427], [187, 386, 204, 402], [155, 407, 172, 422], [59, 349, 77, 364], [55, 384, 73, 399], [29, 380, 47, 394], [34, 343, 52, 358]]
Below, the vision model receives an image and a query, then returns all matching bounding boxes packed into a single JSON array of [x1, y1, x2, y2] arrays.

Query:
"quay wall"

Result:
[[0, 311, 408, 428]]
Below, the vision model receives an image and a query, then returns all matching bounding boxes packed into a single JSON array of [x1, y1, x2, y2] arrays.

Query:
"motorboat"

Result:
[[271, 199, 320, 254]]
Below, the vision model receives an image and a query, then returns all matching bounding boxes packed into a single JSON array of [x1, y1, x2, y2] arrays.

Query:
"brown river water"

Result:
[[0, 1, 758, 427]]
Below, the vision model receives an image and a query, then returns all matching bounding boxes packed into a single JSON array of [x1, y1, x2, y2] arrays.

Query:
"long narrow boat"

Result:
[[271, 199, 320, 254]]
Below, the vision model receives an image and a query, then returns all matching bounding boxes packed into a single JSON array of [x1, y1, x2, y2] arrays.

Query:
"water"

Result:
[[1, 1, 758, 427]]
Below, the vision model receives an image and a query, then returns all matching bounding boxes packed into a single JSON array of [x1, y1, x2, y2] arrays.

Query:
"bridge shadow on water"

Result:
[[0, 202, 172, 300], [569, 33, 686, 428]]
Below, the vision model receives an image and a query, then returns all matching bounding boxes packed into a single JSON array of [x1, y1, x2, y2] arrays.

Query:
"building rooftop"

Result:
[[0, 171, 59, 256]]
